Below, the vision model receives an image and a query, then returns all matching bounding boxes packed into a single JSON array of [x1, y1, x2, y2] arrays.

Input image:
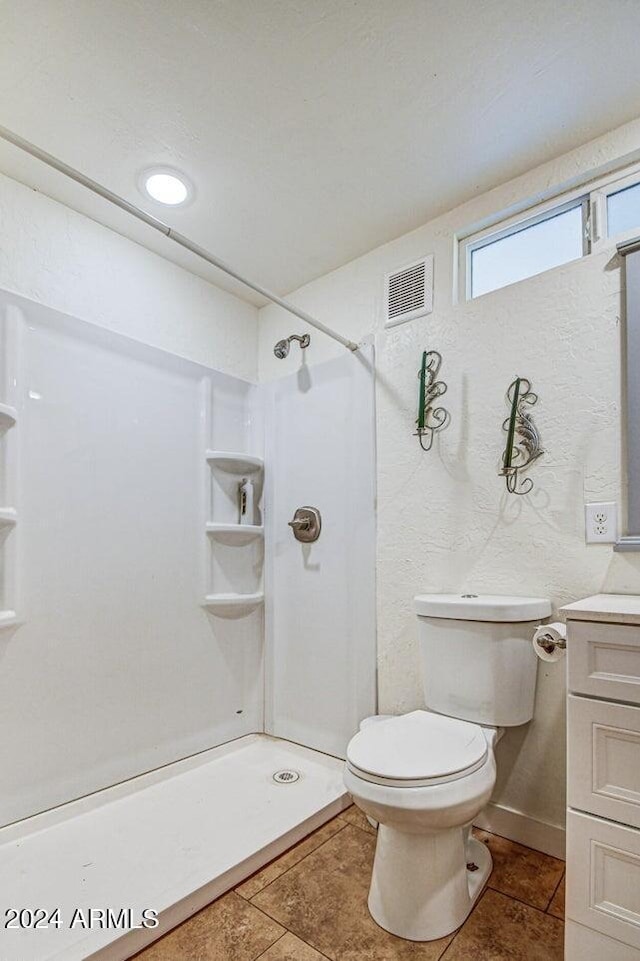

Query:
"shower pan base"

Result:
[[0, 735, 348, 961]]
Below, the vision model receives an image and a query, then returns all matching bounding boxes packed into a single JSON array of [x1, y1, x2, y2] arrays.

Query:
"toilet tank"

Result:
[[415, 594, 552, 727]]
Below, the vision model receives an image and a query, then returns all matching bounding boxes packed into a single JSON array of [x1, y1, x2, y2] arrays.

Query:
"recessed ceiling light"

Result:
[[139, 167, 193, 207]]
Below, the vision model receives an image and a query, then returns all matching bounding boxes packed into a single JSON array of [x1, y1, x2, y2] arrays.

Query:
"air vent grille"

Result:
[[388, 262, 425, 318], [385, 255, 433, 327]]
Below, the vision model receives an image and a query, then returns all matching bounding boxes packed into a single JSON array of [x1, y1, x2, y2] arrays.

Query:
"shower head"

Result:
[[273, 333, 311, 359], [273, 338, 291, 359]]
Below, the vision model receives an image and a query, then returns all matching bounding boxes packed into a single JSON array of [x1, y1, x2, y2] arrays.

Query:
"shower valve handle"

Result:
[[287, 507, 322, 543], [288, 517, 310, 531]]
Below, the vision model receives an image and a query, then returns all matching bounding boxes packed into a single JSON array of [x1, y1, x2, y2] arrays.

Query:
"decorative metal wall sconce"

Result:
[[500, 377, 543, 495], [415, 350, 449, 451]]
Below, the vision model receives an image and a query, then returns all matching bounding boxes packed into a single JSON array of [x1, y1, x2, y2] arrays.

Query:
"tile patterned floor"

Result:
[[134, 807, 565, 961]]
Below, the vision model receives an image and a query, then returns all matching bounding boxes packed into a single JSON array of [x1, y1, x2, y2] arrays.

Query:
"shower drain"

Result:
[[272, 769, 300, 784]]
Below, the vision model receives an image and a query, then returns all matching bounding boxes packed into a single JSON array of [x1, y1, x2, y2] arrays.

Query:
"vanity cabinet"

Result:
[[564, 595, 640, 961]]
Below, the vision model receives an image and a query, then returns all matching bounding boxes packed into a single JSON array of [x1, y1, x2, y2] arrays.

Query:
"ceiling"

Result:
[[1, 0, 640, 303]]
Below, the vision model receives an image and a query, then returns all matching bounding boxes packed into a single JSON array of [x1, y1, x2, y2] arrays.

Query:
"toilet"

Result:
[[344, 593, 551, 942]]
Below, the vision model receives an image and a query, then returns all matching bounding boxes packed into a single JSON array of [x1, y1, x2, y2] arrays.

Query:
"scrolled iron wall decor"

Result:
[[415, 350, 450, 452], [499, 376, 543, 495]]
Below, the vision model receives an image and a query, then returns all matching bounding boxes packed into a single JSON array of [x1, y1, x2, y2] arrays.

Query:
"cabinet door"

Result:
[[567, 810, 640, 950], [566, 920, 640, 961], [568, 621, 640, 704], [569, 695, 640, 829]]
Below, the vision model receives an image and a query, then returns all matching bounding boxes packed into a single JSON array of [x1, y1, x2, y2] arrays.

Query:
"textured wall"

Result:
[[258, 116, 640, 832], [0, 172, 258, 379]]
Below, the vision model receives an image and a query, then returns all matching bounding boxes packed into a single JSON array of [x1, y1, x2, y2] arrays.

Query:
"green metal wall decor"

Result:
[[500, 376, 543, 494], [415, 350, 449, 451]]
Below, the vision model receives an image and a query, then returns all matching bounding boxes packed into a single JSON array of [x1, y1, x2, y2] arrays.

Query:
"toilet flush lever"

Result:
[[288, 506, 321, 543]]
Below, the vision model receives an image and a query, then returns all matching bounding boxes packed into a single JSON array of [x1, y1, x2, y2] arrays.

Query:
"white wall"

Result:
[[0, 171, 258, 380], [258, 116, 640, 836]]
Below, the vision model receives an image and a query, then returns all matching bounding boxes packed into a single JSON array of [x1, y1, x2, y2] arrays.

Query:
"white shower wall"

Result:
[[0, 291, 264, 826], [0, 290, 376, 828], [264, 345, 377, 757]]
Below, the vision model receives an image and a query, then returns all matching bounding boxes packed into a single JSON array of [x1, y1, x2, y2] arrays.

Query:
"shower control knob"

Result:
[[289, 517, 310, 531], [288, 506, 321, 543]]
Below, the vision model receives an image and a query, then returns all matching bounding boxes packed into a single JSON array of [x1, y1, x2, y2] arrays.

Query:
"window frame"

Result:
[[462, 194, 591, 302], [592, 167, 640, 250], [458, 160, 640, 302]]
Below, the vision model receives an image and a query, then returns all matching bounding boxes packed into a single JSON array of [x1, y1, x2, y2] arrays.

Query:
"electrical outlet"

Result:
[[585, 501, 618, 543]]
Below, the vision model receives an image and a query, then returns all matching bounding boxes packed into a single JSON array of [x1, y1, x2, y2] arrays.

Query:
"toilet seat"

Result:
[[346, 710, 489, 788]]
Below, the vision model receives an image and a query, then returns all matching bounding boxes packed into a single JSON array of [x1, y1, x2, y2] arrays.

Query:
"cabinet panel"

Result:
[[566, 920, 640, 961], [568, 621, 640, 704], [567, 810, 640, 949], [569, 695, 640, 829]]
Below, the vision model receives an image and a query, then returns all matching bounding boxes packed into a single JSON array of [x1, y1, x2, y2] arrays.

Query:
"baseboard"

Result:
[[474, 802, 566, 860]]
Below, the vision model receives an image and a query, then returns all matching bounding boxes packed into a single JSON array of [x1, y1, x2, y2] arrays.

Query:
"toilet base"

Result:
[[368, 827, 491, 941]]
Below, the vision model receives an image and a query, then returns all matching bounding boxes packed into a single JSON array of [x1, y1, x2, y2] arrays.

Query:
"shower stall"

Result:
[[0, 290, 376, 961]]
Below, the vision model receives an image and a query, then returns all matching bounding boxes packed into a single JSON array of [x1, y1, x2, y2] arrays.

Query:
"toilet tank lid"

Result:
[[414, 594, 551, 622]]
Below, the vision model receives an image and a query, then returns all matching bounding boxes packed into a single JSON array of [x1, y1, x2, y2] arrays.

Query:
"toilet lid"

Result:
[[346, 710, 488, 782]]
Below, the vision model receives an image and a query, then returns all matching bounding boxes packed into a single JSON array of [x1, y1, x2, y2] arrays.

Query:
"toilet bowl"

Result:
[[344, 593, 551, 942], [345, 710, 497, 941]]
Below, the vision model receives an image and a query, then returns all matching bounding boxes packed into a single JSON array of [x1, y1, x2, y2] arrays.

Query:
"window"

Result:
[[607, 180, 640, 239], [466, 198, 588, 300], [460, 163, 640, 302]]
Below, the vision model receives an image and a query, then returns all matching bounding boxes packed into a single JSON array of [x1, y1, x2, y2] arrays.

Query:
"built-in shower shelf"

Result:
[[206, 523, 264, 544], [0, 610, 18, 629], [0, 403, 17, 430], [0, 508, 17, 527], [202, 592, 264, 616], [206, 451, 264, 474]]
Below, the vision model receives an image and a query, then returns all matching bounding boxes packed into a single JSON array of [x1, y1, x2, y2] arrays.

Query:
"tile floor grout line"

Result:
[[235, 818, 348, 900], [246, 822, 350, 902], [437, 886, 490, 961], [337, 815, 377, 838], [286, 930, 337, 961], [251, 930, 288, 961], [544, 868, 565, 914], [475, 829, 565, 864], [129, 891, 287, 961], [251, 928, 334, 961], [438, 884, 565, 961], [485, 880, 565, 917], [245, 900, 292, 945], [246, 892, 320, 949], [251, 904, 337, 961], [283, 931, 334, 961], [431, 933, 458, 961], [490, 885, 567, 923], [434, 938, 457, 961]]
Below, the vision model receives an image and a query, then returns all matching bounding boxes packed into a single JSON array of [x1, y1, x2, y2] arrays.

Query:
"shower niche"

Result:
[[203, 450, 265, 616]]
